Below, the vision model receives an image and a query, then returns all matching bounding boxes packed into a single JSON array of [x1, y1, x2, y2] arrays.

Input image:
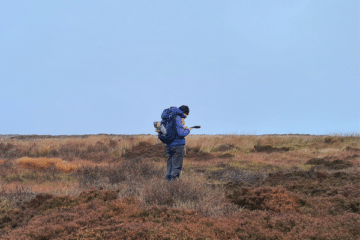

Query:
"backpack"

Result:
[[155, 107, 179, 144]]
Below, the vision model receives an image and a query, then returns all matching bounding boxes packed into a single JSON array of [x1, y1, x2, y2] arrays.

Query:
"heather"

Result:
[[0, 133, 359, 239]]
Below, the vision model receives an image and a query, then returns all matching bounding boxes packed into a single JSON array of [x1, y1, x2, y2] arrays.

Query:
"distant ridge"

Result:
[[0, 133, 341, 140], [0, 134, 152, 140]]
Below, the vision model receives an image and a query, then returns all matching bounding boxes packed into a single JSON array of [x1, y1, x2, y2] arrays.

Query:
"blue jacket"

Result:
[[162, 106, 190, 148]]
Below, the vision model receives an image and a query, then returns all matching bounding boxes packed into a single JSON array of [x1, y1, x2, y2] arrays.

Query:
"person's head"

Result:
[[179, 105, 189, 116]]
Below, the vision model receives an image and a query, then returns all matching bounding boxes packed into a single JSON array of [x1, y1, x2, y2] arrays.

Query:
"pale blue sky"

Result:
[[1, 0, 359, 136]]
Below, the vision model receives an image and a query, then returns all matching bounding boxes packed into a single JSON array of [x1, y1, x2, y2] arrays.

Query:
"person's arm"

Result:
[[176, 116, 190, 137]]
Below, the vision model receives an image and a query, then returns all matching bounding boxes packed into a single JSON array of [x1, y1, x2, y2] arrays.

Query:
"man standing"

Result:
[[165, 105, 193, 182]]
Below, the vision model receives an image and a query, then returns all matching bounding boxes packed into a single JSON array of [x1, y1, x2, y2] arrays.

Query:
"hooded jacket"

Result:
[[162, 106, 190, 148]]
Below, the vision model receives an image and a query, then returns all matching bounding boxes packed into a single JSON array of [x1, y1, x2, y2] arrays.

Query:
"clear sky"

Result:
[[1, 0, 359, 136]]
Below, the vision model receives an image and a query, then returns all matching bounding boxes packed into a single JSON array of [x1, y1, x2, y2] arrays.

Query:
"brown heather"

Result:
[[0, 133, 359, 239]]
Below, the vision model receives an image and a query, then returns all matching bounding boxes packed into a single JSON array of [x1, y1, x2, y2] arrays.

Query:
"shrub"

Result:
[[4, 173, 22, 183], [226, 186, 306, 214]]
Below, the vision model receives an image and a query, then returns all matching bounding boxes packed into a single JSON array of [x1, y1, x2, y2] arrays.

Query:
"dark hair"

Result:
[[179, 105, 189, 115]]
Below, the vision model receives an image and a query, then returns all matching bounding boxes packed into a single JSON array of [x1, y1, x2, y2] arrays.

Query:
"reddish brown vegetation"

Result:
[[0, 134, 359, 239]]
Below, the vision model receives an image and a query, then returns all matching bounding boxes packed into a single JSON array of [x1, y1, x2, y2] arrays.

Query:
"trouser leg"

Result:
[[165, 145, 185, 181]]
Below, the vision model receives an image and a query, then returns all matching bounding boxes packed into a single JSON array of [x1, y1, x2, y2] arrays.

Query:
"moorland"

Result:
[[0, 133, 359, 239]]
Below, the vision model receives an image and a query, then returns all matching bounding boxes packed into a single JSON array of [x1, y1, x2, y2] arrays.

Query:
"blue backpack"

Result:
[[155, 107, 179, 144]]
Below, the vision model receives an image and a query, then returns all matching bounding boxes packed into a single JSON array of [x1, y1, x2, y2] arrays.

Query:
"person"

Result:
[[165, 105, 193, 182]]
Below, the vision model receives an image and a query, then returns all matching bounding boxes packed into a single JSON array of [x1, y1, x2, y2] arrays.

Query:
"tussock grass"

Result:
[[0, 133, 359, 239], [17, 157, 79, 173]]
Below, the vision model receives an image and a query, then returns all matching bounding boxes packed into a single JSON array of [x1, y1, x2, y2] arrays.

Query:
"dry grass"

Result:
[[0, 133, 359, 239], [16, 157, 79, 173]]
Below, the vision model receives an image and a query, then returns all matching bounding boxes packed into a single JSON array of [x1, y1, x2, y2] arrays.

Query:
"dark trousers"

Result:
[[165, 145, 185, 181]]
